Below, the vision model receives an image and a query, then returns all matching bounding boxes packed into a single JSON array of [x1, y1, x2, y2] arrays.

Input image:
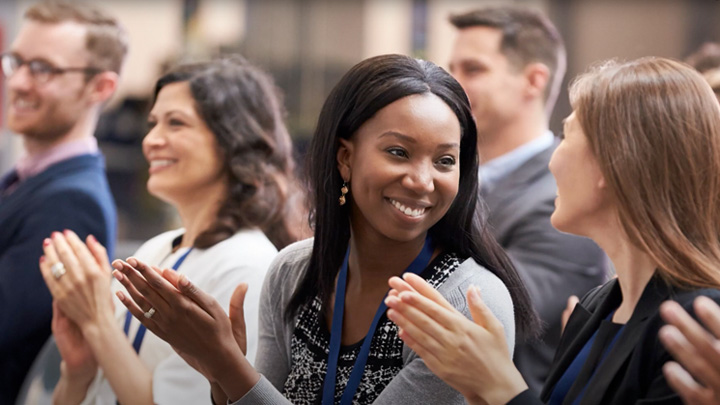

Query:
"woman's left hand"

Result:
[[384, 273, 527, 405], [39, 231, 115, 331]]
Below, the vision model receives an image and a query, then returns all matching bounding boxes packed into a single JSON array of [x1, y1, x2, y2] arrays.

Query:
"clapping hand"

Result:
[[660, 297, 720, 404], [384, 273, 527, 405]]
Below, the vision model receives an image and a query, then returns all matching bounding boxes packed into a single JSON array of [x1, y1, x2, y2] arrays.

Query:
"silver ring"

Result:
[[51, 262, 66, 280], [144, 307, 156, 319]]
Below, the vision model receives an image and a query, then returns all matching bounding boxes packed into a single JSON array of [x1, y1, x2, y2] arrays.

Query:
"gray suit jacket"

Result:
[[481, 140, 609, 393]]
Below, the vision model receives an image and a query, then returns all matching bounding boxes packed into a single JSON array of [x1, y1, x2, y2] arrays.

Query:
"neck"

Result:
[[478, 105, 547, 163], [346, 231, 429, 293], [172, 182, 227, 248], [590, 218, 658, 324], [22, 109, 99, 156]]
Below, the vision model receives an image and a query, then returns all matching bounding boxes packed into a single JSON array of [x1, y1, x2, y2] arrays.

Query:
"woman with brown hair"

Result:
[[383, 57, 720, 405], [37, 56, 301, 404]]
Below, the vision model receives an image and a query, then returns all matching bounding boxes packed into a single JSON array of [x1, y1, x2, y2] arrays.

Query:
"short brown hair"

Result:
[[570, 58, 720, 289], [685, 42, 720, 74], [25, 1, 128, 74], [450, 6, 566, 113]]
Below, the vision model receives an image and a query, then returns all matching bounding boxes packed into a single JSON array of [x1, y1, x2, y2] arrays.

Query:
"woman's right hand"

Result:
[[52, 300, 98, 380], [111, 257, 260, 400], [385, 273, 528, 405]]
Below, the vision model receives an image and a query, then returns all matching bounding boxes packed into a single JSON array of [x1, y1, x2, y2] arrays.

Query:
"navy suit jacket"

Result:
[[509, 276, 720, 405], [0, 154, 116, 404]]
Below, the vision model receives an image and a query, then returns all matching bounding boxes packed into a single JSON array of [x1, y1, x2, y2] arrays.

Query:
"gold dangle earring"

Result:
[[339, 182, 349, 206]]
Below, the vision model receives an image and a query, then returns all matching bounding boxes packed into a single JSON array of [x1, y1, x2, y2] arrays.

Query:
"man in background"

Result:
[[448, 6, 609, 392], [686, 42, 720, 102], [0, 2, 126, 402]]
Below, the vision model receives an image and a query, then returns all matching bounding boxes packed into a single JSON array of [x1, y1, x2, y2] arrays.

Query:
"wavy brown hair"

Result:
[[154, 56, 302, 250], [569, 57, 720, 288]]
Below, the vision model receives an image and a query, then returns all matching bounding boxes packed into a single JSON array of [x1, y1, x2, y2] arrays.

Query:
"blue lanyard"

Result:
[[321, 237, 434, 405], [123, 247, 194, 353]]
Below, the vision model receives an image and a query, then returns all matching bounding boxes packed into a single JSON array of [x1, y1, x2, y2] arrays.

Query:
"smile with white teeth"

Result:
[[390, 199, 427, 218], [149, 159, 176, 168], [13, 99, 38, 109]]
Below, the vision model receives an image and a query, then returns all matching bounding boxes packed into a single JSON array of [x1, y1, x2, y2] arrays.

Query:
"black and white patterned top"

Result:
[[282, 252, 460, 405]]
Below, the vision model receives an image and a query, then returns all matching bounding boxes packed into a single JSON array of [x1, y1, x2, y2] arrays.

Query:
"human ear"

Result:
[[523, 62, 550, 100], [336, 138, 354, 182], [87, 71, 119, 104]]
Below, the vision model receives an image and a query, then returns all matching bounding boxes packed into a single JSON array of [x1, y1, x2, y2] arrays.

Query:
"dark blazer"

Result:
[[482, 140, 609, 392], [0, 154, 116, 405], [509, 276, 720, 405]]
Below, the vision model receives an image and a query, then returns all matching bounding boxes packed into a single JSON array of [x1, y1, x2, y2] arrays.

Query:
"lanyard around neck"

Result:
[[321, 236, 434, 405], [123, 246, 194, 353]]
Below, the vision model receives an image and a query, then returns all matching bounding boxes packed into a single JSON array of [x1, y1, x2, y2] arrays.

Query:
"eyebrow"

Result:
[[379, 131, 460, 150]]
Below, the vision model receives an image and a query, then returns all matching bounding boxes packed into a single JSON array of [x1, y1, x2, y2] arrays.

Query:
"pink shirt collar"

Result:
[[16, 137, 99, 181]]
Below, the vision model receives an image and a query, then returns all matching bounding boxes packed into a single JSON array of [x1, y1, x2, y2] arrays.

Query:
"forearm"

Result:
[[53, 362, 97, 405], [82, 318, 154, 405]]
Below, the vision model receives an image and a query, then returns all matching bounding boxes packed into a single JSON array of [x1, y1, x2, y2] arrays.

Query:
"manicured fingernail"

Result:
[[116, 291, 125, 301], [113, 270, 124, 281], [43, 238, 51, 247]]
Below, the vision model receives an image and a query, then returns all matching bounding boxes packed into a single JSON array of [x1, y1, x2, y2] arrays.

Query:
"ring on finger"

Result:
[[144, 307, 156, 319], [51, 262, 66, 280]]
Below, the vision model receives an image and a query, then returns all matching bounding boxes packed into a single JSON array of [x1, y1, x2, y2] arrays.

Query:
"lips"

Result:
[[389, 198, 429, 218]]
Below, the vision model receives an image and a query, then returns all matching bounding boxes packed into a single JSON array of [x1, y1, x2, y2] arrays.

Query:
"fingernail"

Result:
[[43, 238, 51, 247], [468, 285, 480, 303], [39, 255, 45, 263], [113, 270, 124, 281], [116, 291, 125, 301], [52, 231, 61, 239], [386, 309, 395, 320], [63, 229, 70, 236], [87, 234, 96, 243], [179, 275, 190, 287]]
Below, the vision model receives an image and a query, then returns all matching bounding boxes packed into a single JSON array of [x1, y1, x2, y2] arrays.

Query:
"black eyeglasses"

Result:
[[0, 53, 102, 84]]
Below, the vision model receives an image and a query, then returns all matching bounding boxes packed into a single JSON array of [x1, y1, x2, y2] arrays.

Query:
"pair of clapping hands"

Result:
[[39, 230, 255, 397], [385, 273, 720, 405]]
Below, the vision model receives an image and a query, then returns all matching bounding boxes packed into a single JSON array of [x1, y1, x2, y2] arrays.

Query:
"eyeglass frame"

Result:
[[0, 52, 103, 84]]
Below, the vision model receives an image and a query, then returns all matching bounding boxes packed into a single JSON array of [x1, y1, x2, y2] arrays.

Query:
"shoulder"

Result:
[[670, 287, 720, 312], [439, 257, 516, 349]]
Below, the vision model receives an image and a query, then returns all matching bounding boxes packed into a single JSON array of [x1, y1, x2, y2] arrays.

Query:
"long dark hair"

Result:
[[288, 54, 539, 337], [153, 56, 301, 250]]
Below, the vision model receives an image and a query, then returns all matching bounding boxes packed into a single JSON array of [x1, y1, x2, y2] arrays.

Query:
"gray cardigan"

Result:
[[232, 238, 516, 404]]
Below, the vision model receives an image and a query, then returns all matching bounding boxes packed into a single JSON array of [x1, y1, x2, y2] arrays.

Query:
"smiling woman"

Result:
[[38, 56, 302, 405], [108, 54, 537, 405]]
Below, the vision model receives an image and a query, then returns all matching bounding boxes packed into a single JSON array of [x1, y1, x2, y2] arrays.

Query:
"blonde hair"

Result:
[[569, 57, 720, 289], [25, 1, 128, 74]]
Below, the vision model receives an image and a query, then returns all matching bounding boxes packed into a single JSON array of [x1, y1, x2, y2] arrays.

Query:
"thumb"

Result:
[[467, 285, 502, 333], [229, 283, 248, 355]]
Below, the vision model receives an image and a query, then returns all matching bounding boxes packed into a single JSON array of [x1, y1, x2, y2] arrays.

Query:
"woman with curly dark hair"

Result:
[[38, 56, 302, 404]]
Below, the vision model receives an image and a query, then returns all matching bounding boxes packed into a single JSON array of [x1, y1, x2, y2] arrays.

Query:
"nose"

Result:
[[402, 160, 435, 195], [142, 124, 166, 155]]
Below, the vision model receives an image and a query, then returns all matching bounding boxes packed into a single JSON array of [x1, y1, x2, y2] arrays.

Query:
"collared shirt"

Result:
[[16, 137, 99, 182], [479, 131, 554, 193]]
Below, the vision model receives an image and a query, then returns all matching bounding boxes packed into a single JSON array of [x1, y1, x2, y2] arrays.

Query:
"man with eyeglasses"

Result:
[[0, 2, 126, 402]]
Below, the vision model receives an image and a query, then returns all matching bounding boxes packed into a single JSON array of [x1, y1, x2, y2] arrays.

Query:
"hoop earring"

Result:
[[339, 182, 349, 206]]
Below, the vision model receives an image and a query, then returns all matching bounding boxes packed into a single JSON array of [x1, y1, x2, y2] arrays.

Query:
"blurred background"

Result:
[[1, 0, 719, 257]]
